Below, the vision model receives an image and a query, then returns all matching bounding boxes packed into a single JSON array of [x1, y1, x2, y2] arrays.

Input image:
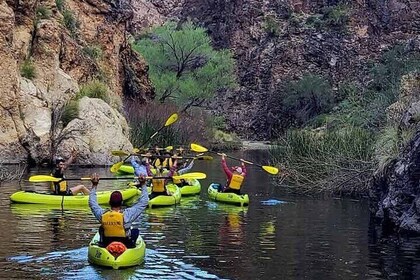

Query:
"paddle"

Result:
[[190, 143, 279, 175], [110, 113, 179, 173], [29, 172, 206, 183]]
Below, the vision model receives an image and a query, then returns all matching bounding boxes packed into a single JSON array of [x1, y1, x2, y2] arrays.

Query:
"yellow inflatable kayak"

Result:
[[88, 231, 146, 269], [10, 188, 138, 206], [179, 179, 201, 196], [118, 164, 135, 174], [207, 183, 249, 206]]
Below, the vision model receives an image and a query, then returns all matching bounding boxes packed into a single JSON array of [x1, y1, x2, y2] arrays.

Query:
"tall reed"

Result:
[[271, 126, 375, 196]]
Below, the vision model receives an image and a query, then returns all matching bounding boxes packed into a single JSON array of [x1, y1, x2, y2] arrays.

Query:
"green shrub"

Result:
[[61, 100, 79, 127], [56, 0, 65, 12], [20, 60, 36, 80], [322, 4, 350, 31], [263, 15, 280, 37], [82, 45, 103, 60], [62, 9, 79, 34], [77, 80, 110, 103], [36, 6, 51, 19]]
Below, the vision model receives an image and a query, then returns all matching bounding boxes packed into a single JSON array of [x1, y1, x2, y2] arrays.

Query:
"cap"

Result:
[[231, 166, 242, 174], [109, 191, 123, 207]]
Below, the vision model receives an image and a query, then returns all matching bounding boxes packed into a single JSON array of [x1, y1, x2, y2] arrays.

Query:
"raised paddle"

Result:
[[111, 145, 174, 157], [190, 143, 279, 175], [29, 172, 206, 183], [110, 113, 179, 173]]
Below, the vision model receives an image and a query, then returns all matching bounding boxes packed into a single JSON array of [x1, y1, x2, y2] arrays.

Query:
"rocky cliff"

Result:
[[0, 0, 157, 165], [145, 0, 419, 139]]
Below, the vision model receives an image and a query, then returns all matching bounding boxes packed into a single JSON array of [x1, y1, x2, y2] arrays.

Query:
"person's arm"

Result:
[[221, 155, 232, 178], [131, 157, 142, 176], [168, 159, 178, 177], [63, 148, 77, 170], [124, 179, 149, 226], [178, 159, 194, 175], [88, 174, 105, 221], [240, 160, 247, 176]]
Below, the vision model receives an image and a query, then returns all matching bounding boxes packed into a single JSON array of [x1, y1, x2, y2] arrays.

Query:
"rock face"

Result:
[[0, 0, 156, 164], [371, 72, 420, 234], [146, 0, 420, 139]]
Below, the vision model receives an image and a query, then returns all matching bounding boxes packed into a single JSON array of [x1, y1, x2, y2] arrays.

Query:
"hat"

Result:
[[231, 166, 242, 174], [109, 191, 123, 207]]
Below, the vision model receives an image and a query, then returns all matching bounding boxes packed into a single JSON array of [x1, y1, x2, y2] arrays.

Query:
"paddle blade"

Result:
[[29, 175, 61, 182], [110, 161, 124, 173], [262, 166, 279, 175], [111, 150, 130, 157], [196, 156, 213, 160], [190, 143, 208, 153], [174, 172, 207, 180], [165, 113, 178, 126]]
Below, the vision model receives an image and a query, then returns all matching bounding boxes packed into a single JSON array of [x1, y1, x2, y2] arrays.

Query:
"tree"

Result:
[[134, 21, 237, 111]]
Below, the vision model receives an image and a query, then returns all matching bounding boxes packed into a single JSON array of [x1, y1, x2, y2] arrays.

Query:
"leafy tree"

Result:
[[134, 21, 237, 111]]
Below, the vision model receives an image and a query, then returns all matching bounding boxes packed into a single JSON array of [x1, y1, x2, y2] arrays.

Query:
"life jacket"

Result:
[[162, 158, 173, 168], [151, 179, 165, 192], [101, 210, 126, 238], [50, 171, 67, 193], [228, 174, 244, 190], [172, 171, 181, 184]]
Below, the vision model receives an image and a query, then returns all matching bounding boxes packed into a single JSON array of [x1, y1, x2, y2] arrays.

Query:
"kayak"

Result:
[[207, 183, 249, 206], [9, 188, 138, 206], [179, 179, 201, 196], [88, 231, 146, 269], [149, 184, 181, 208], [118, 164, 134, 174]]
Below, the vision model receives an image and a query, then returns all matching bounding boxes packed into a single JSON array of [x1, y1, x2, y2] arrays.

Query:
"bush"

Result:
[[263, 15, 280, 37], [36, 6, 51, 19], [82, 45, 103, 60], [20, 60, 36, 79], [322, 4, 350, 31], [61, 100, 79, 127], [62, 9, 79, 34], [77, 80, 110, 103], [56, 0, 65, 12]]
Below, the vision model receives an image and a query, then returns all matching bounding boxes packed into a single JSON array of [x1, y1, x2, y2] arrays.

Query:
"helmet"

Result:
[[55, 156, 65, 165]]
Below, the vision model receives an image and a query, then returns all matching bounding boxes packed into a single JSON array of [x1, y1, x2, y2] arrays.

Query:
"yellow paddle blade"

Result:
[[190, 143, 208, 153], [165, 113, 178, 126], [110, 161, 124, 173], [29, 175, 61, 182], [111, 150, 130, 157], [165, 145, 173, 151], [262, 166, 279, 175], [173, 172, 207, 180]]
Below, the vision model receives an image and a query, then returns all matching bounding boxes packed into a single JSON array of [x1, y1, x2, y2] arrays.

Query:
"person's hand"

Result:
[[91, 173, 99, 187], [240, 159, 246, 166]]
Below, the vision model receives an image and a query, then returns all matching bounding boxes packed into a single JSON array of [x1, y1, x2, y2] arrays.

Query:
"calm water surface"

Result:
[[0, 150, 419, 279]]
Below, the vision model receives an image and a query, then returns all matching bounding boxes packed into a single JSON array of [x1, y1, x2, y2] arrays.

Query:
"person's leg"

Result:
[[70, 184, 90, 195]]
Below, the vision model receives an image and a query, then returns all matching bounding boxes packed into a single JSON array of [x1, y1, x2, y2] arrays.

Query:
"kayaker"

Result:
[[150, 159, 178, 199], [173, 159, 195, 187], [220, 153, 247, 194], [51, 149, 90, 196], [88, 173, 149, 248], [130, 155, 151, 177]]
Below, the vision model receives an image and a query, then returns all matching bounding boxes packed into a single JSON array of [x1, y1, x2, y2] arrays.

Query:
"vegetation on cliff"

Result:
[[271, 44, 420, 195]]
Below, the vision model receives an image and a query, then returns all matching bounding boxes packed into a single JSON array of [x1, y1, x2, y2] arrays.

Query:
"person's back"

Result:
[[89, 174, 149, 248]]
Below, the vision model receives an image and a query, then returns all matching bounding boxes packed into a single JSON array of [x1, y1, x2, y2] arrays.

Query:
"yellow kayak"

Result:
[[149, 184, 181, 208], [9, 188, 138, 206], [179, 179, 201, 196], [118, 164, 135, 174], [88, 231, 146, 269], [207, 183, 249, 206]]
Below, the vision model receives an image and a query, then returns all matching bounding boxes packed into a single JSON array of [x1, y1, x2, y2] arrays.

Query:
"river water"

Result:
[[0, 150, 419, 279]]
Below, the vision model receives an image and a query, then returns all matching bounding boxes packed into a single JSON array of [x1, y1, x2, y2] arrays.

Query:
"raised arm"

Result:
[[63, 148, 77, 170], [124, 178, 149, 226], [221, 154, 232, 177], [88, 173, 105, 221]]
